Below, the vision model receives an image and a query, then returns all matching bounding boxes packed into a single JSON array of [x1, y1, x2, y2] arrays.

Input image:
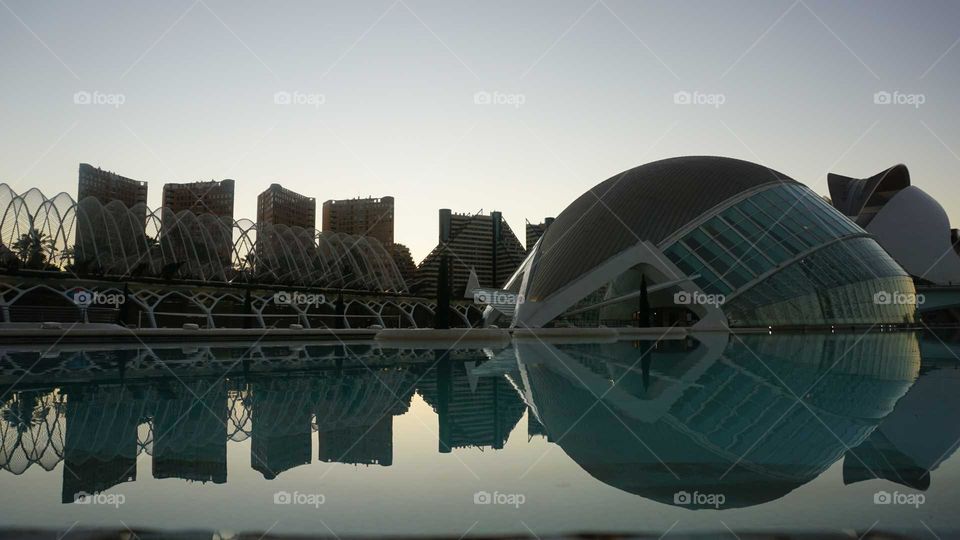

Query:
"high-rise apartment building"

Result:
[[75, 164, 149, 265], [162, 179, 235, 218], [416, 210, 526, 297], [386, 242, 417, 288], [161, 179, 236, 274], [322, 196, 394, 245], [78, 163, 148, 207], [257, 183, 316, 230]]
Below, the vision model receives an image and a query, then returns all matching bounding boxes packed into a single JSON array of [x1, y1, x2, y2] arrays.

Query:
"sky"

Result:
[[1, 0, 959, 262]]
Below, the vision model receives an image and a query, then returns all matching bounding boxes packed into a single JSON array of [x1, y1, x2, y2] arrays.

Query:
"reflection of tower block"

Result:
[[250, 400, 312, 479], [526, 407, 551, 442], [152, 383, 228, 483], [61, 388, 140, 503], [252, 429, 312, 479], [317, 416, 393, 466]]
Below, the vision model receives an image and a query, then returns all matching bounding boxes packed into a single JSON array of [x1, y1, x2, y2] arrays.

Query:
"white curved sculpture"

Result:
[[828, 165, 960, 286], [866, 186, 960, 285]]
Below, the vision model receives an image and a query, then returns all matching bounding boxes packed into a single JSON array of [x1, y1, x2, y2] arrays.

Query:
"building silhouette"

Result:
[[525, 218, 554, 252], [416, 211, 526, 297], [257, 183, 316, 229], [152, 380, 228, 484], [322, 196, 394, 245], [249, 379, 313, 479], [76, 164, 149, 264], [317, 417, 394, 466], [78, 163, 148, 208], [314, 368, 415, 467], [417, 358, 527, 451], [386, 242, 418, 288], [161, 179, 235, 269], [162, 179, 235, 218], [60, 385, 140, 503]]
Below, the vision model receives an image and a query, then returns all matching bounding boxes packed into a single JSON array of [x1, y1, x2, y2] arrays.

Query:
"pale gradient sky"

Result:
[[1, 0, 959, 262]]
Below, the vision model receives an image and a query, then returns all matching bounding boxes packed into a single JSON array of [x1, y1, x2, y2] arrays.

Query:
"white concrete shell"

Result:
[[866, 186, 960, 285]]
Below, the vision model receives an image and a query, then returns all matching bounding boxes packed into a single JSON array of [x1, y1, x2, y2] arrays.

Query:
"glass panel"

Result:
[[664, 183, 879, 313], [724, 237, 914, 326]]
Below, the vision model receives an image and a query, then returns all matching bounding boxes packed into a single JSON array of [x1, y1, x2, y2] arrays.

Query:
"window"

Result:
[[663, 183, 869, 301]]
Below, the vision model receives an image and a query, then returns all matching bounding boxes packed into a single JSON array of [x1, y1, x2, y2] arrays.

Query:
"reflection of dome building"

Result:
[[843, 344, 960, 491], [514, 333, 920, 509], [828, 164, 960, 285], [488, 156, 916, 329]]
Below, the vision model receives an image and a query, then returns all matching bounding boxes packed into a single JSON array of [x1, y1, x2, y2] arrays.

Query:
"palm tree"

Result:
[[59, 246, 75, 270], [0, 242, 18, 271], [12, 228, 58, 270], [1, 392, 48, 434]]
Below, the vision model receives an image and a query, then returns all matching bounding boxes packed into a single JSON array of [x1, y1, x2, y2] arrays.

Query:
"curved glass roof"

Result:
[[528, 156, 796, 301]]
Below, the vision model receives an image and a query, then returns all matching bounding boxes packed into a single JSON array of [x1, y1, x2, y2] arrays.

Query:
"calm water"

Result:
[[1, 332, 959, 537]]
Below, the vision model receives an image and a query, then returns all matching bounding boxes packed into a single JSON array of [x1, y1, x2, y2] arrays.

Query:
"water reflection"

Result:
[[514, 333, 923, 508], [843, 339, 960, 491], [0, 345, 528, 503], [0, 332, 957, 513]]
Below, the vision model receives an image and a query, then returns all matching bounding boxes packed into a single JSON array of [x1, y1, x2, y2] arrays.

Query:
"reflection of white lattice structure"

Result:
[[0, 184, 405, 292], [0, 362, 418, 478], [0, 345, 491, 478], [0, 391, 65, 475]]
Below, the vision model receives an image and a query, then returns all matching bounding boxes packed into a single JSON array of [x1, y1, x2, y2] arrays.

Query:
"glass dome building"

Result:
[[488, 156, 917, 329]]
